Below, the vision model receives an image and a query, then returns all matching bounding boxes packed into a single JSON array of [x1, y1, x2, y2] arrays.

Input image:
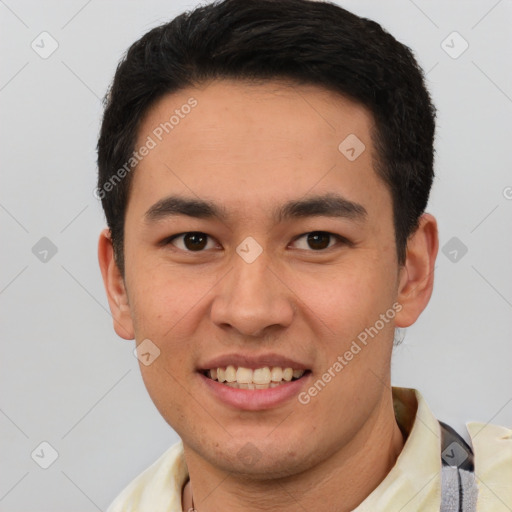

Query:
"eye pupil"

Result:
[[307, 232, 330, 250], [174, 231, 337, 252], [184, 232, 207, 251]]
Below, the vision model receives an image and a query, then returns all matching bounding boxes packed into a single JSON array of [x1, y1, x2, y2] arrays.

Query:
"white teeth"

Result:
[[282, 368, 293, 381], [225, 365, 236, 383], [270, 366, 283, 382], [207, 365, 306, 387], [253, 367, 271, 385], [236, 367, 253, 384], [225, 382, 260, 389]]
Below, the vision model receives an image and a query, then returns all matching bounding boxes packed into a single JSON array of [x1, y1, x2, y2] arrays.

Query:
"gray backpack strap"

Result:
[[439, 420, 478, 512]]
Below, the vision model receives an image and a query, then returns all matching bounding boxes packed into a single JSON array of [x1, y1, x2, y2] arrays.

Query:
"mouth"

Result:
[[200, 365, 311, 390]]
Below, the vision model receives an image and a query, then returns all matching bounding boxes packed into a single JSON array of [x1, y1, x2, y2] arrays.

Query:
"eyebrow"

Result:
[[144, 193, 367, 224]]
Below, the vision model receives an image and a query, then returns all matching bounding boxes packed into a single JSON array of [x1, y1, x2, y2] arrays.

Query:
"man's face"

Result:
[[118, 79, 405, 477]]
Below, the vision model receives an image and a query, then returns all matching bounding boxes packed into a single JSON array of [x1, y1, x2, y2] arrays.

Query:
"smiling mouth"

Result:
[[201, 365, 310, 389]]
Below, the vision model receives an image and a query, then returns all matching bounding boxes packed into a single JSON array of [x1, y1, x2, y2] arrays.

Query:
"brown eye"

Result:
[[291, 231, 347, 251], [166, 232, 215, 252], [306, 232, 331, 250], [183, 233, 208, 250]]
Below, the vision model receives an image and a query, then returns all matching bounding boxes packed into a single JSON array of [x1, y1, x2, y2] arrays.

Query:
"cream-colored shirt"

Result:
[[106, 387, 512, 511]]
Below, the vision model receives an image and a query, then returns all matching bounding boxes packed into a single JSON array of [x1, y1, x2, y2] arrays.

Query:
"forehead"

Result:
[[129, 79, 389, 223], [137, 78, 374, 151]]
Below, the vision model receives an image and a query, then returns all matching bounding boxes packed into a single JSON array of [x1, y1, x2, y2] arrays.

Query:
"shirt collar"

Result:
[[353, 386, 442, 511]]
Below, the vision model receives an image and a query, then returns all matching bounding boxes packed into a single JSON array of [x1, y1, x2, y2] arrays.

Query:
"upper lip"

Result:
[[199, 353, 310, 371]]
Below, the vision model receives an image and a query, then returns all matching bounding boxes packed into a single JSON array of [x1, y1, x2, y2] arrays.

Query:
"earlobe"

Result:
[[97, 228, 135, 340], [395, 213, 439, 328]]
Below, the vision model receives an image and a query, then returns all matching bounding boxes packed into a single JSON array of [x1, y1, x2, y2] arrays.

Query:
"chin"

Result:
[[204, 438, 318, 480]]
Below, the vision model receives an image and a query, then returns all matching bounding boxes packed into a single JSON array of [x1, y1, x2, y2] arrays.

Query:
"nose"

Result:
[[210, 249, 295, 338]]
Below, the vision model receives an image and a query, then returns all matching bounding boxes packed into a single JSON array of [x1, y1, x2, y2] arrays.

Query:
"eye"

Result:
[[164, 232, 218, 252], [291, 231, 347, 251]]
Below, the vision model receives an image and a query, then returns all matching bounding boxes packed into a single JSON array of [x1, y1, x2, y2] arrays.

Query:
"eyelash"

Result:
[[161, 231, 351, 252]]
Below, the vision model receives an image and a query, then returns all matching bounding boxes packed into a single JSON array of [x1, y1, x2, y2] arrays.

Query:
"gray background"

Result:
[[1, 0, 511, 510]]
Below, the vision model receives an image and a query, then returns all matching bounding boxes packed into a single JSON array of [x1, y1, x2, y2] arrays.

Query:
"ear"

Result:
[[395, 213, 439, 328], [98, 228, 134, 340]]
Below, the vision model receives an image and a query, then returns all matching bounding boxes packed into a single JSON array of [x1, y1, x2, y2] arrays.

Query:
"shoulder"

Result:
[[466, 421, 512, 510], [106, 440, 188, 512]]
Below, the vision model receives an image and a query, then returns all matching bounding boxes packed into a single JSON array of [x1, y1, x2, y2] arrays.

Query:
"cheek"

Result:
[[292, 258, 396, 341], [126, 261, 201, 339]]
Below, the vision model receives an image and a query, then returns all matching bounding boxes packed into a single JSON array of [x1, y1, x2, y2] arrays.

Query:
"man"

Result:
[[96, 0, 511, 510]]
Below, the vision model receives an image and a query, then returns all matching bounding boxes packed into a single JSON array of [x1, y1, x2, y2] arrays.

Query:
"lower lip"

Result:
[[198, 372, 311, 411]]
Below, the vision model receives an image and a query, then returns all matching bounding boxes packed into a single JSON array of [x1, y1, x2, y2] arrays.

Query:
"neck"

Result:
[[182, 393, 404, 512]]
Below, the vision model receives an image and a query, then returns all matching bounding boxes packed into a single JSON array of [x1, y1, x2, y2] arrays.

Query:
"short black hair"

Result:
[[97, 0, 436, 275]]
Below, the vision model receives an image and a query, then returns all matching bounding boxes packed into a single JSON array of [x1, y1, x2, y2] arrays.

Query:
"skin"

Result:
[[99, 79, 438, 511]]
